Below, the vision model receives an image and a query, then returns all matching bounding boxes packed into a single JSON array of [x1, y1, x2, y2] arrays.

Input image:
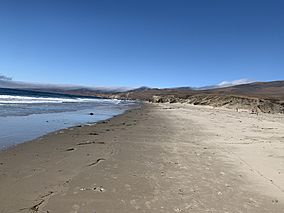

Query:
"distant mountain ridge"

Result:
[[202, 81, 284, 100], [0, 79, 131, 94], [128, 80, 284, 99], [104, 80, 284, 114], [1, 79, 283, 113], [1, 80, 284, 100], [0, 87, 103, 99]]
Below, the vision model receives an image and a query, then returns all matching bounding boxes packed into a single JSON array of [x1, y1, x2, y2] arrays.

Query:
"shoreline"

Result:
[[0, 103, 284, 212], [0, 103, 138, 150]]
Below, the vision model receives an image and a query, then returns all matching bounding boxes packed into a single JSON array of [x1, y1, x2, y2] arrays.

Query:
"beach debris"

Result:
[[174, 208, 182, 212], [80, 186, 105, 192], [89, 132, 99, 135], [77, 141, 105, 146], [19, 200, 44, 212], [30, 200, 44, 212], [40, 191, 54, 199], [66, 148, 75, 152], [261, 127, 276, 130], [87, 158, 106, 167]]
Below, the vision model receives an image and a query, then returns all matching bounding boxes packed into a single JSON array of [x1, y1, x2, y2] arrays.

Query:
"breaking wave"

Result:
[[0, 95, 121, 104]]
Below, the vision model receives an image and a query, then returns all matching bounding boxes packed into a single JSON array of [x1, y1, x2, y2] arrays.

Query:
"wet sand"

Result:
[[0, 103, 284, 212]]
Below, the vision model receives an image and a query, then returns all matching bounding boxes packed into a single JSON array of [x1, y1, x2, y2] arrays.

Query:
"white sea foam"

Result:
[[0, 95, 121, 104]]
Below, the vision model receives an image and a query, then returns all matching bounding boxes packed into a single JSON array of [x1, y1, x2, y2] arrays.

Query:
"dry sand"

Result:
[[0, 103, 284, 212]]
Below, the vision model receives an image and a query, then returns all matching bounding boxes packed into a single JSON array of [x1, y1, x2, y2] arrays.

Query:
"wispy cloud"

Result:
[[217, 78, 255, 87], [0, 74, 12, 81]]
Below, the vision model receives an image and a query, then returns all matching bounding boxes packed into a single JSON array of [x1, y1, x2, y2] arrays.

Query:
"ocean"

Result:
[[0, 88, 137, 149]]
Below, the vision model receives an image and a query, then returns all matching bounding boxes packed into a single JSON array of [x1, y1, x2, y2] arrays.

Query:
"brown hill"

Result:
[[13, 80, 284, 114], [204, 81, 284, 100], [103, 81, 284, 114]]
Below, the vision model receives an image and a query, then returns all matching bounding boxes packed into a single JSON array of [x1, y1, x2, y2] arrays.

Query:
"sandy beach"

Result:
[[0, 103, 284, 212]]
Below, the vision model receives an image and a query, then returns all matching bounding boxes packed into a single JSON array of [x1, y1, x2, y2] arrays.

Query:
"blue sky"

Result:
[[0, 0, 283, 88]]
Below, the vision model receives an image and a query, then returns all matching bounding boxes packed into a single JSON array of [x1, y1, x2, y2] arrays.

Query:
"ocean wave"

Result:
[[0, 95, 121, 104]]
